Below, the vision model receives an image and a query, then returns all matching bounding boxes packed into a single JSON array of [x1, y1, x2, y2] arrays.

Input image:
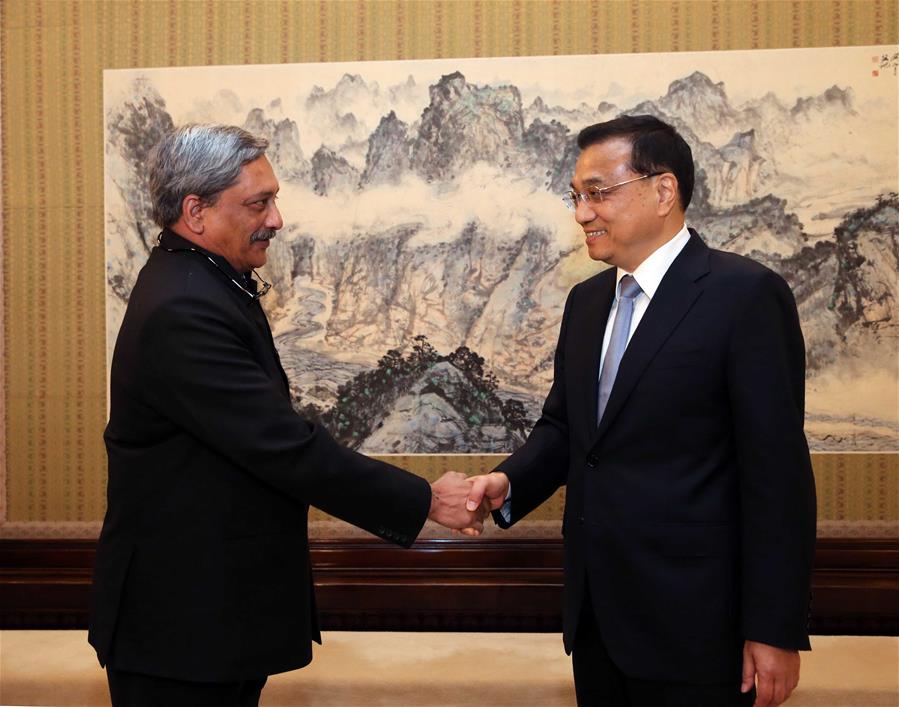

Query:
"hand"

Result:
[[742, 640, 800, 707], [452, 472, 511, 537], [429, 471, 489, 533], [465, 472, 510, 513]]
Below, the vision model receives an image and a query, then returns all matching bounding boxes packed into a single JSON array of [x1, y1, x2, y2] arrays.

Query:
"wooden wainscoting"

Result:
[[0, 538, 896, 633]]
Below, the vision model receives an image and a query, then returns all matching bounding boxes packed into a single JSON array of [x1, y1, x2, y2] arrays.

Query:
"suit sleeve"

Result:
[[727, 269, 817, 650], [140, 293, 431, 547], [493, 283, 575, 527]]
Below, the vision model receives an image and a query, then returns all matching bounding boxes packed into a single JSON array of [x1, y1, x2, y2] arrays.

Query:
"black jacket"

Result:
[[496, 231, 816, 684], [89, 229, 431, 681]]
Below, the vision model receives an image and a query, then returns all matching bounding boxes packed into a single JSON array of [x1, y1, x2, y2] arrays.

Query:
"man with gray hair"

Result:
[[89, 124, 484, 706]]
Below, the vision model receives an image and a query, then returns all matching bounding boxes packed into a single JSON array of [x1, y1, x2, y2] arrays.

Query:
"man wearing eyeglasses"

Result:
[[89, 124, 486, 706], [467, 115, 816, 707]]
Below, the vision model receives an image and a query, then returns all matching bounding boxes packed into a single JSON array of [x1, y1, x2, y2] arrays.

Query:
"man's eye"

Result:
[[585, 187, 605, 201], [252, 195, 277, 208]]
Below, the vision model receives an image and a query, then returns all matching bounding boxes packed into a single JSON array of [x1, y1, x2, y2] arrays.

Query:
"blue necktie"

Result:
[[597, 274, 642, 425]]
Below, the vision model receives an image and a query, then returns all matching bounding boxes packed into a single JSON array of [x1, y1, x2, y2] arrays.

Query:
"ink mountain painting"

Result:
[[105, 47, 899, 453]]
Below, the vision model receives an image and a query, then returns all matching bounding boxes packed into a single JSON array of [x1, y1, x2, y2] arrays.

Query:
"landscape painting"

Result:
[[105, 46, 898, 454]]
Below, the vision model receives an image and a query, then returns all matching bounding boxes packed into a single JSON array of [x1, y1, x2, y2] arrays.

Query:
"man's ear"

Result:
[[655, 173, 679, 217], [181, 194, 206, 235]]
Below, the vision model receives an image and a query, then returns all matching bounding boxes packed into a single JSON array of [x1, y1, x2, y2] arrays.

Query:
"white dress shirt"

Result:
[[598, 224, 691, 373]]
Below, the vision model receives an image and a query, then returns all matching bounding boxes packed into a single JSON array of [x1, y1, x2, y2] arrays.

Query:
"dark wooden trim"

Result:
[[1, 537, 896, 633], [809, 538, 899, 635]]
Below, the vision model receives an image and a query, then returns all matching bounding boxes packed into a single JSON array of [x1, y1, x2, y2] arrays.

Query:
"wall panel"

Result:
[[1, 1, 896, 537]]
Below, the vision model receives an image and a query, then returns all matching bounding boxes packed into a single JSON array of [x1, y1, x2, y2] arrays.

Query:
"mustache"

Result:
[[250, 228, 277, 243]]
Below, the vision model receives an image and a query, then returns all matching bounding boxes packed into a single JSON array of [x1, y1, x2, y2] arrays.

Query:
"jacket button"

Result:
[[586, 454, 598, 467]]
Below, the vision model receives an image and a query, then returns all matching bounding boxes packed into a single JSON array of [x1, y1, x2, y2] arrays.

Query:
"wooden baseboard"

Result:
[[1, 538, 896, 633], [808, 539, 899, 634]]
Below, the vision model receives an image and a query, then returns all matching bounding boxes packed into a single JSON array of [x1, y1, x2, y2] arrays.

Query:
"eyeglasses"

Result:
[[156, 236, 271, 303], [561, 173, 662, 211]]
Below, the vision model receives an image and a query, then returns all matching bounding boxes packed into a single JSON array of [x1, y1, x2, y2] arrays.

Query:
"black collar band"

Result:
[[155, 232, 271, 303]]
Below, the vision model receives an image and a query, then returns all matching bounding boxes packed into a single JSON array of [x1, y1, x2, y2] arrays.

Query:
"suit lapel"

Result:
[[592, 231, 711, 444]]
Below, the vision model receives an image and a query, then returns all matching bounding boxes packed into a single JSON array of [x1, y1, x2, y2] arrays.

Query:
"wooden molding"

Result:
[[0, 538, 896, 633]]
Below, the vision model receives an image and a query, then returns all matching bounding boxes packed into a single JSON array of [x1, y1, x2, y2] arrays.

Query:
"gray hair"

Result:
[[148, 124, 269, 228]]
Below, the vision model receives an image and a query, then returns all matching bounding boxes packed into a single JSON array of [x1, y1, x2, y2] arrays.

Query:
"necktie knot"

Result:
[[619, 274, 642, 301]]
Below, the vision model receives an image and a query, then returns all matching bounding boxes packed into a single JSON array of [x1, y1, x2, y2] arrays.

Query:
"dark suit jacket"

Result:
[[89, 229, 431, 682], [496, 230, 816, 684]]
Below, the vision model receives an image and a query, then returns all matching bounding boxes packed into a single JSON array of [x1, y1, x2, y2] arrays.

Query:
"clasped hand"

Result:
[[428, 471, 511, 536]]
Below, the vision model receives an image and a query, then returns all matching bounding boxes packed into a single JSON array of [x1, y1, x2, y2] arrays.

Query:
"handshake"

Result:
[[426, 471, 511, 536]]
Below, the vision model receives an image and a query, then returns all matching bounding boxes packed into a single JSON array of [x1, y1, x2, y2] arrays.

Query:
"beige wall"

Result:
[[1, 0, 896, 535]]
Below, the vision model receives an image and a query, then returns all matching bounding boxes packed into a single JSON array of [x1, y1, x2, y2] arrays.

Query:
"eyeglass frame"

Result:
[[561, 172, 664, 212], [156, 234, 272, 303]]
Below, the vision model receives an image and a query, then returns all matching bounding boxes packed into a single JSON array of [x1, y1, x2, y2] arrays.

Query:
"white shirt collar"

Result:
[[615, 224, 691, 300]]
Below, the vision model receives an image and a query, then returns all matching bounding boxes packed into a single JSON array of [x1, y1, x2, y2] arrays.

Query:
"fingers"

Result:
[[755, 672, 794, 707], [745, 641, 800, 707], [754, 675, 790, 707], [429, 470, 509, 534], [465, 472, 510, 511], [773, 678, 789, 706], [753, 672, 773, 707], [742, 642, 756, 695], [466, 476, 489, 511], [429, 471, 491, 531], [451, 526, 481, 537], [453, 500, 491, 538]]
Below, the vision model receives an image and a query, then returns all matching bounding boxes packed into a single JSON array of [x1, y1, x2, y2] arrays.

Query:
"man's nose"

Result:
[[574, 197, 596, 225], [267, 201, 284, 230]]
